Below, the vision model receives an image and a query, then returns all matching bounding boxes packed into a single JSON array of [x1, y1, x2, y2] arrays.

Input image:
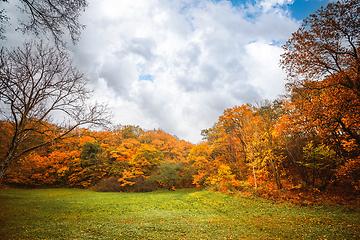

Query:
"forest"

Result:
[[0, 0, 359, 205]]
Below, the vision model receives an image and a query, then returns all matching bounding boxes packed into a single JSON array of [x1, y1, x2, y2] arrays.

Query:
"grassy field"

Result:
[[0, 188, 359, 239]]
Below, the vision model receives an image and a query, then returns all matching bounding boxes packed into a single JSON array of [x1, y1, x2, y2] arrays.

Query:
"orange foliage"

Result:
[[4, 150, 77, 186], [337, 157, 360, 191]]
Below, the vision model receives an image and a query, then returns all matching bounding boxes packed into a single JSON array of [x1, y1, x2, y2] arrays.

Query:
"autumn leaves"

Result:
[[0, 0, 359, 197], [1, 126, 194, 191]]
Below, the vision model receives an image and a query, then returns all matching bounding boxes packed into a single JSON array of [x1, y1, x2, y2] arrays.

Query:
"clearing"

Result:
[[0, 188, 359, 239]]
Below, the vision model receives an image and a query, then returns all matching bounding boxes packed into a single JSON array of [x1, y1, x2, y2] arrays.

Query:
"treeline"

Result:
[[0, 124, 194, 191], [0, 95, 358, 195], [191, 99, 359, 195], [0, 0, 359, 198]]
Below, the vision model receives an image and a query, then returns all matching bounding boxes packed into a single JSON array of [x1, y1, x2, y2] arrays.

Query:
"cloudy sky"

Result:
[[2, 0, 331, 143]]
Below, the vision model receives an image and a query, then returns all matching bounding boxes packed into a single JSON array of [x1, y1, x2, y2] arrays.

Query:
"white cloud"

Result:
[[2, 0, 301, 143], [68, 0, 301, 143], [243, 40, 287, 100], [258, 0, 294, 13]]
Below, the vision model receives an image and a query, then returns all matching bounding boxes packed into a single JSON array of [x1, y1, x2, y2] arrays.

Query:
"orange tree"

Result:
[[3, 125, 83, 186], [280, 0, 360, 190], [187, 142, 216, 188], [280, 0, 360, 151], [139, 129, 194, 187], [218, 103, 287, 190], [255, 101, 286, 190], [217, 105, 257, 186]]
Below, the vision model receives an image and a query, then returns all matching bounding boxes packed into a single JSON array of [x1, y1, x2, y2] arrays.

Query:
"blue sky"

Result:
[[284, 0, 330, 20], [227, 0, 330, 20], [2, 0, 333, 143]]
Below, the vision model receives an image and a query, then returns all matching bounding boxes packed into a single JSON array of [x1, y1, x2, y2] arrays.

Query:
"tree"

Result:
[[288, 79, 360, 157], [280, 0, 360, 94], [280, 0, 360, 149], [187, 142, 213, 188], [1, 0, 88, 46], [141, 129, 193, 163], [80, 141, 101, 168], [121, 125, 143, 139], [208, 164, 237, 192], [256, 100, 285, 189], [149, 161, 183, 190], [300, 141, 339, 189], [131, 144, 163, 177], [218, 105, 260, 189], [0, 40, 110, 179]]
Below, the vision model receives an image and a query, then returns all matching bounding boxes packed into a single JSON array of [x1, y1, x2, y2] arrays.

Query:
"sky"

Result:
[[1, 0, 331, 144]]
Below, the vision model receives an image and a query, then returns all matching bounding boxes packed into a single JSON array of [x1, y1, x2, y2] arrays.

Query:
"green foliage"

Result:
[[299, 141, 340, 189], [122, 125, 142, 139], [0, 188, 359, 239], [149, 162, 184, 190], [302, 142, 337, 170], [80, 141, 102, 167]]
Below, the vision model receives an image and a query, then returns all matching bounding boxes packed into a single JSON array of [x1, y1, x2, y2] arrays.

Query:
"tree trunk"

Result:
[[251, 158, 257, 190], [0, 153, 14, 179], [269, 158, 282, 189]]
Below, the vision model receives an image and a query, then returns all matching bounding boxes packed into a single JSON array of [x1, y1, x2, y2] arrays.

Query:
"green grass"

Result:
[[0, 188, 359, 239]]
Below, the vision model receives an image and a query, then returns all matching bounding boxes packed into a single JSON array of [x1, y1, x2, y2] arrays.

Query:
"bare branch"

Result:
[[0, 40, 111, 179], [1, 0, 88, 47]]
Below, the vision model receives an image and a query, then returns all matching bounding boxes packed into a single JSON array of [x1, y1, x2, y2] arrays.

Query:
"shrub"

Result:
[[98, 177, 122, 192], [133, 176, 157, 192]]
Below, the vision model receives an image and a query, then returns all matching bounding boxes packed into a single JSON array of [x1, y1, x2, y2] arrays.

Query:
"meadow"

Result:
[[0, 188, 359, 239]]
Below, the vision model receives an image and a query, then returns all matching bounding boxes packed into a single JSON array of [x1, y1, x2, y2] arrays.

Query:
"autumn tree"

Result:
[[196, 103, 287, 191], [0, 40, 110, 179], [281, 0, 360, 91], [280, 0, 360, 152], [301, 141, 339, 188], [131, 144, 163, 177], [141, 129, 193, 163], [200, 120, 248, 185], [192, 105, 258, 189], [187, 142, 214, 188], [0, 0, 88, 46], [280, 0, 360, 191], [255, 100, 285, 189]]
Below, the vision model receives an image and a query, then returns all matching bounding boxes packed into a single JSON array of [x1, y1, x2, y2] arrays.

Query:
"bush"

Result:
[[133, 176, 157, 192], [98, 177, 122, 192]]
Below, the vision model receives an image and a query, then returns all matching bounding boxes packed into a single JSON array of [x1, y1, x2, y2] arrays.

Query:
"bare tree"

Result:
[[0, 40, 111, 179], [1, 0, 88, 46]]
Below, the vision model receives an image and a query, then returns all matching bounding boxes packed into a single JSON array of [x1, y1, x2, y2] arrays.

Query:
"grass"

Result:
[[0, 188, 359, 239]]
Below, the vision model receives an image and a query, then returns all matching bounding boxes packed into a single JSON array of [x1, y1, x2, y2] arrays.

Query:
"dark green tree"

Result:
[[149, 162, 183, 190], [80, 142, 102, 168]]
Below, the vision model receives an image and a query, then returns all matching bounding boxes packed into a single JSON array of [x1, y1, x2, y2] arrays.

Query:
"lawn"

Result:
[[0, 188, 359, 239]]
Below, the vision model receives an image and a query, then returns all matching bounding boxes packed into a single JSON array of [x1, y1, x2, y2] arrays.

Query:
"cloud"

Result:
[[67, 0, 301, 143], [2, 0, 301, 143]]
